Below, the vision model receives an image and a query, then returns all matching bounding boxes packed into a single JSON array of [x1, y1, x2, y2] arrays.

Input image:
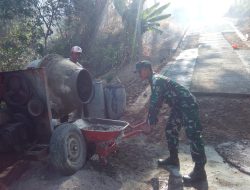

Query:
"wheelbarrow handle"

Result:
[[128, 122, 145, 130], [122, 122, 148, 139]]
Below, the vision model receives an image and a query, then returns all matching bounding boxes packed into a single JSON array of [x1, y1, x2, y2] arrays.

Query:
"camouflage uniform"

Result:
[[147, 73, 206, 165]]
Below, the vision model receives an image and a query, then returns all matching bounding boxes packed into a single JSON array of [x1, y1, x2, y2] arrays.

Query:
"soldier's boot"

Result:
[[158, 150, 180, 168], [182, 163, 207, 183]]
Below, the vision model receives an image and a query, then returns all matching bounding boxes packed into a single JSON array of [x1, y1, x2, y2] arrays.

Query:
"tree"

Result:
[[141, 2, 171, 34], [34, 0, 70, 54], [0, 19, 43, 71], [113, 0, 144, 64], [66, 0, 108, 52], [46, 0, 109, 58], [0, 0, 43, 71], [113, 0, 171, 64], [0, 0, 37, 20], [0, 0, 38, 40]]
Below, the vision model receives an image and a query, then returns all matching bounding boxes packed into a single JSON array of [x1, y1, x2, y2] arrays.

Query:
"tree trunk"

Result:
[[122, 0, 143, 64], [44, 35, 48, 55], [73, 0, 108, 52]]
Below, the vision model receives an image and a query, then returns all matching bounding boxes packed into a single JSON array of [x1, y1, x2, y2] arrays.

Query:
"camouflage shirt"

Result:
[[148, 73, 197, 125]]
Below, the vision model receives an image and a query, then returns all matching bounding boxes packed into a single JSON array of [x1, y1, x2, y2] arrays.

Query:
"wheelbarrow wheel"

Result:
[[49, 123, 86, 175]]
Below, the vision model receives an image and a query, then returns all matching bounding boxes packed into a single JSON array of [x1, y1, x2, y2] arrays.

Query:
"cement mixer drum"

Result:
[[38, 54, 93, 118]]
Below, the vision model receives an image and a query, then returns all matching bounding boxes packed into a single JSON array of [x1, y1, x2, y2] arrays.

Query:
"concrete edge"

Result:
[[192, 91, 250, 98], [171, 24, 191, 53], [228, 21, 248, 42]]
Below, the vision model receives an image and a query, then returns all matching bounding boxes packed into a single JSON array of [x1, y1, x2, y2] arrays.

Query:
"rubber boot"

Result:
[[158, 150, 180, 168], [183, 163, 207, 183]]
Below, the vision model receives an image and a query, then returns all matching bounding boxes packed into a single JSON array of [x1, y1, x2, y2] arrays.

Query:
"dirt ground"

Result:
[[199, 96, 250, 144], [9, 95, 250, 190], [236, 17, 250, 38], [7, 19, 250, 190], [222, 32, 250, 49]]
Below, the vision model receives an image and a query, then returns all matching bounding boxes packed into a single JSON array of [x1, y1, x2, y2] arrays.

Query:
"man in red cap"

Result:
[[70, 46, 83, 67], [60, 46, 85, 123]]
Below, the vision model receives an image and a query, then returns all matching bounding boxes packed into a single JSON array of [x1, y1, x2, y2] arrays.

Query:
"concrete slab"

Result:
[[191, 27, 250, 95], [159, 19, 250, 96], [161, 48, 198, 89], [236, 50, 250, 73]]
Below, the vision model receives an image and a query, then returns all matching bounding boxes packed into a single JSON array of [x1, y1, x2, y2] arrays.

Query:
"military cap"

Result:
[[134, 60, 152, 73]]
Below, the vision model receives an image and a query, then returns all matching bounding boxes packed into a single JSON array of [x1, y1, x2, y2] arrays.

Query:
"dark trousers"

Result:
[[165, 107, 207, 165]]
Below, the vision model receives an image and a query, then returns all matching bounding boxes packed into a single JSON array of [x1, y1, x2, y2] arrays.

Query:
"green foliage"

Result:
[[143, 2, 170, 19], [0, 0, 111, 72], [141, 2, 171, 34], [0, 20, 43, 71], [142, 2, 160, 17], [0, 0, 38, 20], [47, 39, 70, 57], [89, 45, 120, 75], [0, 0, 171, 74], [34, 0, 70, 54], [101, 45, 120, 65], [112, 0, 171, 64], [113, 0, 171, 34], [0, 0, 43, 71], [112, 0, 143, 64]]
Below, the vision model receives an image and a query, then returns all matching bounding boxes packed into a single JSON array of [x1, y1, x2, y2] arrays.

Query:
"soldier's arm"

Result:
[[147, 81, 164, 125]]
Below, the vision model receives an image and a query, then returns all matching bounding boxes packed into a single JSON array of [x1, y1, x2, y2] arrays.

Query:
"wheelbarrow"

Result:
[[49, 118, 147, 175], [82, 118, 146, 164]]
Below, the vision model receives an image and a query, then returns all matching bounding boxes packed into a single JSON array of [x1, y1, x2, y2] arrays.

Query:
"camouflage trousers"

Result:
[[165, 106, 207, 165]]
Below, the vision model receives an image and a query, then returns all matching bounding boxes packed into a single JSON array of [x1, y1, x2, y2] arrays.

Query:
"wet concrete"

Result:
[[216, 140, 250, 175]]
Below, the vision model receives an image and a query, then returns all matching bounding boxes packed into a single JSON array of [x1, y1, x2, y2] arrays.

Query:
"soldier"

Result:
[[135, 60, 207, 183]]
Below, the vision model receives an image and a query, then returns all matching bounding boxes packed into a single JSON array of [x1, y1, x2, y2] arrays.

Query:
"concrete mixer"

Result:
[[0, 54, 94, 175], [27, 54, 93, 119], [0, 54, 150, 181]]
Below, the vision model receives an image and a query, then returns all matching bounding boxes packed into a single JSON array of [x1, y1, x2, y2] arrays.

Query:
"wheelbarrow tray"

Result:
[[80, 118, 129, 142]]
